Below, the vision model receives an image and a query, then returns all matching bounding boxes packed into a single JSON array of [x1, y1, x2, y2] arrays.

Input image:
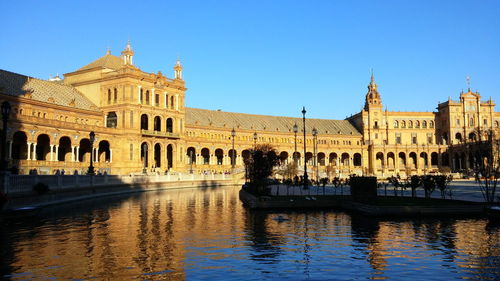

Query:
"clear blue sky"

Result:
[[1, 0, 499, 119]]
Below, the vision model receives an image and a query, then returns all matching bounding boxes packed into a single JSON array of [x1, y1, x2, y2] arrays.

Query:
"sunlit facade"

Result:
[[0, 42, 498, 176]]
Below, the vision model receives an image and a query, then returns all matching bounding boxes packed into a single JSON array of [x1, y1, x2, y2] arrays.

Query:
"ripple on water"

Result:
[[1, 186, 499, 280]]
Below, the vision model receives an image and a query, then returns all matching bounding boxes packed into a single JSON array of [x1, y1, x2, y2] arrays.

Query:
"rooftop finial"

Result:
[[126, 39, 132, 51], [106, 46, 111, 55], [371, 68, 374, 83]]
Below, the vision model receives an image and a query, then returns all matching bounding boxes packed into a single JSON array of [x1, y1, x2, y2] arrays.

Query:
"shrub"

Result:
[[33, 182, 49, 195], [349, 176, 377, 203]]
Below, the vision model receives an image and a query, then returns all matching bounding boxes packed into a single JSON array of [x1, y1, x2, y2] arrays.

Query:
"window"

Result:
[[155, 94, 159, 106], [427, 133, 433, 144], [429, 121, 434, 128], [470, 117, 474, 126], [412, 133, 417, 144], [374, 121, 379, 129], [409, 121, 413, 128], [129, 144, 133, 160], [375, 133, 378, 139], [483, 119, 487, 126], [113, 88, 118, 103], [401, 121, 406, 128], [130, 111, 134, 128], [415, 121, 420, 128], [422, 121, 427, 128], [456, 119, 460, 126], [396, 133, 401, 144], [106, 112, 117, 128], [394, 120, 399, 128], [107, 89, 111, 104]]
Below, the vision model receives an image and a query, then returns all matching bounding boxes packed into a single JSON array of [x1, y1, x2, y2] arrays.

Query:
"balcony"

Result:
[[141, 129, 180, 139]]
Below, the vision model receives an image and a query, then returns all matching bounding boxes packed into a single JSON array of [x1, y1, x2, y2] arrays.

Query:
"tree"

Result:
[[244, 144, 280, 195], [471, 129, 499, 203], [277, 162, 298, 180]]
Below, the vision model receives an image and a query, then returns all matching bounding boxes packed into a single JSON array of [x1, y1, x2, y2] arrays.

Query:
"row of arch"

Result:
[[374, 151, 448, 169], [140, 114, 174, 133], [184, 147, 363, 167], [9, 131, 111, 162], [140, 142, 174, 169]]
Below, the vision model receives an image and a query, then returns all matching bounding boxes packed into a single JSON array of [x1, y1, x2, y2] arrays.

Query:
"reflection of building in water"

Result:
[[7, 188, 247, 279], [0, 42, 499, 176]]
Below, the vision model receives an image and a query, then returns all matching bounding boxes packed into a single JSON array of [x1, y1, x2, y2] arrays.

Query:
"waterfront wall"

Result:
[[1, 173, 238, 211]]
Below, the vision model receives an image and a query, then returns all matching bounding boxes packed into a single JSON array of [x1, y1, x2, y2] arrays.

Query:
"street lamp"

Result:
[[189, 149, 193, 174], [142, 143, 148, 174], [302, 107, 308, 189], [1, 101, 11, 172], [312, 127, 318, 184], [253, 132, 257, 149], [293, 123, 298, 164], [88, 131, 95, 175], [231, 128, 236, 171]]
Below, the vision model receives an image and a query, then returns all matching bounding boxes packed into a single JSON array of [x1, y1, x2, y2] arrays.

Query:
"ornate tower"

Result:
[[121, 40, 134, 66], [174, 58, 183, 80], [364, 73, 382, 111]]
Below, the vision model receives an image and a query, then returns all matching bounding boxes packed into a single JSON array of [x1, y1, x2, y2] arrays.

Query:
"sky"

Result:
[[1, 0, 499, 120]]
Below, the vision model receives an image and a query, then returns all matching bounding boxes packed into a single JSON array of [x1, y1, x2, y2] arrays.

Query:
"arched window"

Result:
[[106, 112, 117, 128], [166, 118, 173, 133], [394, 120, 399, 128], [422, 121, 427, 128], [408, 120, 413, 128], [415, 121, 420, 128], [401, 121, 406, 128], [470, 117, 474, 126], [154, 116, 161, 131], [429, 121, 434, 128], [145, 90, 150, 105], [141, 114, 148, 130], [140, 88, 144, 104]]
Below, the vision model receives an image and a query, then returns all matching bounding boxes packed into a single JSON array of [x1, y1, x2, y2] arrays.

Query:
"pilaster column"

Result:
[[33, 143, 37, 160], [138, 85, 142, 104], [175, 94, 179, 111], [94, 148, 99, 163], [27, 142, 31, 160], [71, 146, 75, 162], [164, 93, 168, 108]]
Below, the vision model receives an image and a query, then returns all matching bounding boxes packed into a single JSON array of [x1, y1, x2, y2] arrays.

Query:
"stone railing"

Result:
[[141, 130, 180, 138], [2, 173, 231, 195]]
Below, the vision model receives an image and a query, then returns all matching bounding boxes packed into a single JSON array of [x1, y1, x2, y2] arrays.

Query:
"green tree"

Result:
[[245, 144, 280, 195]]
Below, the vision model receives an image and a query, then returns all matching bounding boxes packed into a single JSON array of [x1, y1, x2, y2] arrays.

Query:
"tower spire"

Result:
[[174, 57, 183, 80], [121, 40, 134, 65]]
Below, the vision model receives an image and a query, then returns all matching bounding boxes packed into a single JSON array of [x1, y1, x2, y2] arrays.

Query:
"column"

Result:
[[175, 94, 179, 111], [94, 148, 98, 162], [109, 149, 112, 163], [55, 145, 59, 161], [8, 141, 12, 160], [50, 144, 54, 161], [27, 142, 31, 160], [164, 93, 168, 108], [32, 143, 37, 160], [75, 146, 80, 162], [138, 85, 142, 104], [71, 146, 75, 162]]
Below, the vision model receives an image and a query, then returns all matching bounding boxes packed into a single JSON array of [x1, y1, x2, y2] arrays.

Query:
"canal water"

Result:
[[1, 186, 499, 280]]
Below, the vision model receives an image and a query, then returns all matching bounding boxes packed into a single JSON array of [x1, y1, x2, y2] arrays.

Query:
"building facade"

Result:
[[0, 43, 498, 177]]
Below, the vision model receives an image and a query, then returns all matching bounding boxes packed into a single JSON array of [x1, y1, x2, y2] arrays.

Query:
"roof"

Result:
[[76, 53, 123, 71], [0, 69, 100, 112], [186, 108, 361, 136]]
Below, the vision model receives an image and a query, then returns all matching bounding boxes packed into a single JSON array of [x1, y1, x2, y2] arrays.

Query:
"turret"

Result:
[[364, 72, 382, 110], [174, 58, 183, 80], [121, 40, 134, 66]]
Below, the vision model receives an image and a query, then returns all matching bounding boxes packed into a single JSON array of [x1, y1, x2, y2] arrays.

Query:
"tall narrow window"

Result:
[[107, 89, 111, 104], [114, 88, 118, 103]]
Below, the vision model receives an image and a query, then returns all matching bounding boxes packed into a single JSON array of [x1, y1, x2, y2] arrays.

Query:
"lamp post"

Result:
[[253, 132, 257, 149], [142, 143, 148, 174], [293, 123, 298, 164], [1, 101, 11, 172], [189, 149, 193, 174], [231, 128, 236, 171], [88, 131, 95, 175], [312, 127, 318, 184], [302, 107, 308, 189]]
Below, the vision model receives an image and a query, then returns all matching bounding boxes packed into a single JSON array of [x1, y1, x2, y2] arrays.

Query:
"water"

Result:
[[1, 186, 499, 280]]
